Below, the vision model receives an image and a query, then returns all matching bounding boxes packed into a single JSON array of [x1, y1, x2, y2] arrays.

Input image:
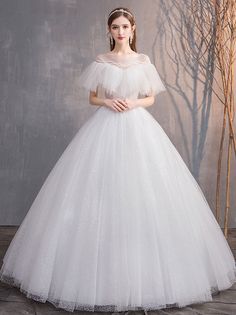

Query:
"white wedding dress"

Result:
[[0, 52, 235, 313]]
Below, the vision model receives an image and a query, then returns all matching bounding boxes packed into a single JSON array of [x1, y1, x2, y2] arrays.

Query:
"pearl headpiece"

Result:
[[108, 9, 134, 19]]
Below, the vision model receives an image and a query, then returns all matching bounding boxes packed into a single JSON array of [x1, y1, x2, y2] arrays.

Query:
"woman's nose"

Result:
[[118, 27, 124, 34]]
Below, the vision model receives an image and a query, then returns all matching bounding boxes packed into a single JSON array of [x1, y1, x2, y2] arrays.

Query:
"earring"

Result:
[[129, 35, 133, 44], [108, 33, 114, 46], [110, 35, 113, 45]]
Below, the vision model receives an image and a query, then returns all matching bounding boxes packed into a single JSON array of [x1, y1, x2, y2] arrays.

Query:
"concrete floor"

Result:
[[0, 226, 236, 315]]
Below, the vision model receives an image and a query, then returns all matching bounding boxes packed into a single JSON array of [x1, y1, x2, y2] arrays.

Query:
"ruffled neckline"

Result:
[[95, 52, 150, 69], [77, 53, 166, 98]]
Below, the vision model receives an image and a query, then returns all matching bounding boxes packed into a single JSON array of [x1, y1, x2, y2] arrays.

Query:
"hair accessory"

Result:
[[108, 9, 133, 19]]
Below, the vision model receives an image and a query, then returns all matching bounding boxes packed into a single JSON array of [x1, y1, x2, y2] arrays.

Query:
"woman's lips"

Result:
[[118, 37, 125, 39]]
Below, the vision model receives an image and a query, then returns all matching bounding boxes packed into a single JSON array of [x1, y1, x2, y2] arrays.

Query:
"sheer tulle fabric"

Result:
[[0, 55, 235, 313], [77, 53, 166, 98]]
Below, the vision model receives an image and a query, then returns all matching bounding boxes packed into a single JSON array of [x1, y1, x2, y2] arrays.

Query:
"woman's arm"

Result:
[[89, 91, 106, 106], [130, 95, 155, 108], [89, 90, 155, 111]]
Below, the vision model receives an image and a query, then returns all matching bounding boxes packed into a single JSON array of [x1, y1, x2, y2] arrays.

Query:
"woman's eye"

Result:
[[111, 26, 129, 29]]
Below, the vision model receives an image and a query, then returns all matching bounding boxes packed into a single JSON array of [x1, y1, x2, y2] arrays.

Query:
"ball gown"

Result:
[[0, 52, 236, 313]]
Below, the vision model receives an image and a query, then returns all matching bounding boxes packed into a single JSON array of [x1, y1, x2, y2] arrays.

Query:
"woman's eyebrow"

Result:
[[111, 24, 129, 26]]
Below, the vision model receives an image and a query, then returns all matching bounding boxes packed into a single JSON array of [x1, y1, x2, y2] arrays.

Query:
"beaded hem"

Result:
[[1, 271, 236, 313]]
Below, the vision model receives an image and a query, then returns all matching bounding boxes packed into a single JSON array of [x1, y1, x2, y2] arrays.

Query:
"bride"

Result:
[[0, 6, 236, 313]]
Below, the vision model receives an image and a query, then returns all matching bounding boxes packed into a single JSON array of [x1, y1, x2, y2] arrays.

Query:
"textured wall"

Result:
[[0, 0, 235, 226]]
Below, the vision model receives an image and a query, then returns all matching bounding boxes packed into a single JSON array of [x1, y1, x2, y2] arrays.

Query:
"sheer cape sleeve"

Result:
[[77, 53, 166, 98], [139, 55, 166, 96]]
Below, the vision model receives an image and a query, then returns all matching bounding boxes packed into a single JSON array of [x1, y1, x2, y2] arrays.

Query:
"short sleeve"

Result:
[[140, 55, 167, 97], [77, 60, 104, 93], [77, 54, 167, 99]]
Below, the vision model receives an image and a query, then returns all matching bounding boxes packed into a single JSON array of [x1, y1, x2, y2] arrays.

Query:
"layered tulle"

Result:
[[1, 105, 236, 312], [77, 54, 166, 98], [1, 55, 235, 312]]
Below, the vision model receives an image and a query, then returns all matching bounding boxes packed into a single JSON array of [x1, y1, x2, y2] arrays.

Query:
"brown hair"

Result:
[[107, 7, 137, 52]]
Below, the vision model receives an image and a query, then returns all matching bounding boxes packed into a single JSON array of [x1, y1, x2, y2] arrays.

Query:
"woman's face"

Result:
[[109, 16, 135, 45]]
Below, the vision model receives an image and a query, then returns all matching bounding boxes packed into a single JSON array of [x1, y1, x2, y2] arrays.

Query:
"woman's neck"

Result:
[[109, 43, 136, 55]]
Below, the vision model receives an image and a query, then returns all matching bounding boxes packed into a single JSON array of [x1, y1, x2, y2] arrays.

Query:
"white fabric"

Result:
[[0, 53, 235, 313], [77, 52, 166, 98]]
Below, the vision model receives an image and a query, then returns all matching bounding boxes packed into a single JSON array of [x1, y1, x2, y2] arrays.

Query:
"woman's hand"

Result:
[[90, 92, 154, 110], [104, 98, 128, 112], [123, 98, 136, 110], [104, 98, 136, 112]]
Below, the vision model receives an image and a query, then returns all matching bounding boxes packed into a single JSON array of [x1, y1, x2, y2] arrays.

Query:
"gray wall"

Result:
[[1, 0, 235, 227]]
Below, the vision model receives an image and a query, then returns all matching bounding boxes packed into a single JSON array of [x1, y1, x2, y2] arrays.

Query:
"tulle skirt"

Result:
[[1, 105, 236, 312]]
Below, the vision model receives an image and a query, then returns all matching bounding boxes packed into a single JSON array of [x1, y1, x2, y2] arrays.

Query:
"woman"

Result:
[[0, 6, 236, 313]]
